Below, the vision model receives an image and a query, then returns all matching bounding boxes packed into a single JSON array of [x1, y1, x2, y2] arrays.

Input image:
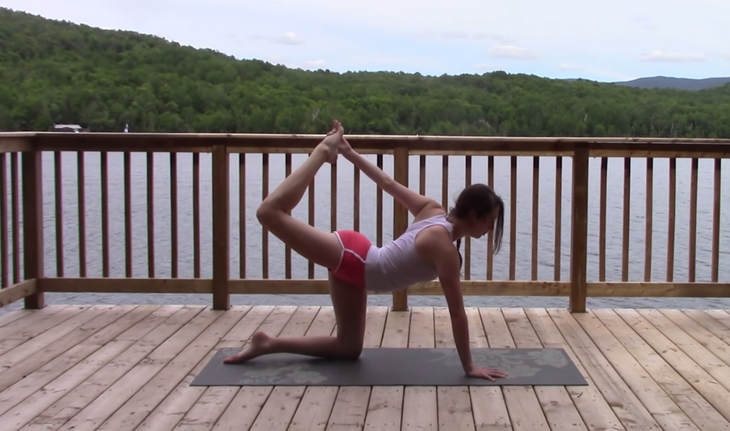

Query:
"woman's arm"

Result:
[[342, 145, 440, 217], [435, 250, 473, 374], [416, 227, 508, 381], [416, 227, 473, 373]]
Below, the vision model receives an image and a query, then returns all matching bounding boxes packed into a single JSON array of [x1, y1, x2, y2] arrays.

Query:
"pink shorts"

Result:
[[330, 230, 372, 288]]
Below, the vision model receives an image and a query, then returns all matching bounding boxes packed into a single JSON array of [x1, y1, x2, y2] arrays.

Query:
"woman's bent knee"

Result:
[[338, 345, 363, 360], [256, 201, 283, 227]]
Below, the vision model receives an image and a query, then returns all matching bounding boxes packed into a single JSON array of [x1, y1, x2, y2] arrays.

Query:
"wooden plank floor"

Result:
[[1, 305, 730, 430]]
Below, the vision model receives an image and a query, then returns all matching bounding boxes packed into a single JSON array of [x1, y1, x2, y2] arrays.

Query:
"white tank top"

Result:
[[363, 213, 455, 292]]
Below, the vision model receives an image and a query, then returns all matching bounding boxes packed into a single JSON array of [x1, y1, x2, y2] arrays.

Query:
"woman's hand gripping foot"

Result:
[[320, 120, 344, 164]]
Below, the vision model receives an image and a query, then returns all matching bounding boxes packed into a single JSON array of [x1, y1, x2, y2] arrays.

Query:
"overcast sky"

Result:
[[4, 0, 729, 82]]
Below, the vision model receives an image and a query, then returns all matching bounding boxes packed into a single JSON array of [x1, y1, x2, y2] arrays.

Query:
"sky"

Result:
[[3, 0, 729, 82]]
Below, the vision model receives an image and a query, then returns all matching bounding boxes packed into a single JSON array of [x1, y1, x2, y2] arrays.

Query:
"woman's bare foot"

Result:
[[319, 120, 343, 164], [223, 331, 272, 364]]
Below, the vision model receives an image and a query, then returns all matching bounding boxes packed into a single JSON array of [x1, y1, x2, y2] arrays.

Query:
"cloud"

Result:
[[632, 15, 656, 31], [558, 63, 581, 71], [473, 63, 503, 71], [640, 50, 706, 63], [488, 45, 538, 60], [305, 59, 325, 67], [250, 32, 305, 45], [416, 29, 509, 44]]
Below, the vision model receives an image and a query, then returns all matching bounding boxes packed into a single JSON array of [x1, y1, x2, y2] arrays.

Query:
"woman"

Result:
[[224, 120, 508, 381]]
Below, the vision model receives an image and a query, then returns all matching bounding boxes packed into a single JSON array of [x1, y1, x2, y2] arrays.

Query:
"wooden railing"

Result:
[[0, 133, 728, 313]]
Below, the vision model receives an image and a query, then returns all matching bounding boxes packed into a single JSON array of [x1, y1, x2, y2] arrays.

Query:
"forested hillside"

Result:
[[1, 7, 729, 137]]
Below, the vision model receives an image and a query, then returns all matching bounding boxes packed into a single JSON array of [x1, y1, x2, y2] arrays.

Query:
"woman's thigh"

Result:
[[328, 272, 367, 348]]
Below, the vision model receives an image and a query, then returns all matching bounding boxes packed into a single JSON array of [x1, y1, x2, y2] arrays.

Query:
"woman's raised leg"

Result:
[[222, 119, 369, 364], [255, 120, 344, 271], [223, 272, 367, 363]]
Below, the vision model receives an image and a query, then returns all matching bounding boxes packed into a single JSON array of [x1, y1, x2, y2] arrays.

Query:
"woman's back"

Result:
[[363, 213, 455, 292]]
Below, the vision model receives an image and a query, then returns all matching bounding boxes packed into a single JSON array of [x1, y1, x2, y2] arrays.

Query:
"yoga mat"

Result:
[[191, 347, 588, 386]]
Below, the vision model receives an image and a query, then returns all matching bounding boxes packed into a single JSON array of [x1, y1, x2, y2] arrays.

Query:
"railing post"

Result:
[[212, 144, 230, 310], [22, 145, 44, 309], [569, 143, 589, 312], [392, 145, 409, 311]]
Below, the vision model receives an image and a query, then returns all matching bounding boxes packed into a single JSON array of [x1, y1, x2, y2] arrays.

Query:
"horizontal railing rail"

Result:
[[1, 132, 729, 312]]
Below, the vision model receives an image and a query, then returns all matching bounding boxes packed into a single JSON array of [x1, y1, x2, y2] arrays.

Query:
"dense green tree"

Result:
[[1, 7, 729, 137]]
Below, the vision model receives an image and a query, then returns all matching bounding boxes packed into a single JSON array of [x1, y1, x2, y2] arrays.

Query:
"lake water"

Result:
[[1, 150, 729, 315]]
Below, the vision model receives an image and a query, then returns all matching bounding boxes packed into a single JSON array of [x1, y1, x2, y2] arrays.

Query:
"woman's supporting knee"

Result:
[[336, 342, 363, 360]]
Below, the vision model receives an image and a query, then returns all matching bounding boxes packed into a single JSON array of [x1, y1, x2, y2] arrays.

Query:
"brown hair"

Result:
[[448, 183, 505, 267]]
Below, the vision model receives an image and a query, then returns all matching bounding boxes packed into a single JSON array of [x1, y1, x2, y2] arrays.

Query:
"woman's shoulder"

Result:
[[411, 206, 447, 224], [413, 221, 457, 262]]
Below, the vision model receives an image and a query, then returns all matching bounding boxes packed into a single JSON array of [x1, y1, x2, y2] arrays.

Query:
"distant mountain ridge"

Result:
[[612, 76, 730, 90]]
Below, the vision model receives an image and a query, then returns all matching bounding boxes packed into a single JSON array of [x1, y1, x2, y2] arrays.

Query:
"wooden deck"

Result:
[[1, 305, 730, 430]]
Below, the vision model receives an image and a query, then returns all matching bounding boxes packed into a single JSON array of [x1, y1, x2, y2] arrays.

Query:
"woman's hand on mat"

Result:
[[467, 365, 507, 381]]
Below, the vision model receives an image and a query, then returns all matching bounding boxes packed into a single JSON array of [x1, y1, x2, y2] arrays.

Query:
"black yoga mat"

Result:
[[191, 347, 588, 386]]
